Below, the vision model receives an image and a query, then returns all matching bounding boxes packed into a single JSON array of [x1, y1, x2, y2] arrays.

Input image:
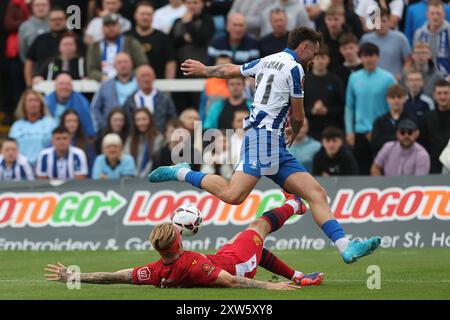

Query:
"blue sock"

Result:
[[185, 171, 206, 189], [322, 219, 346, 242]]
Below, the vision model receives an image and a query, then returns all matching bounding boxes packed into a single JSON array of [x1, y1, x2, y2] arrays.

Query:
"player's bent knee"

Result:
[[221, 192, 246, 205], [311, 185, 328, 204]]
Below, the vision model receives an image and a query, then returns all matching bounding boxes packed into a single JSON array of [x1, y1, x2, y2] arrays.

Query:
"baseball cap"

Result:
[[103, 13, 120, 25], [396, 119, 417, 131]]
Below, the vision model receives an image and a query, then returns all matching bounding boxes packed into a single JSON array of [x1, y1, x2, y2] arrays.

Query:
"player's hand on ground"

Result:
[[44, 262, 68, 282], [181, 59, 206, 77], [268, 281, 301, 290]]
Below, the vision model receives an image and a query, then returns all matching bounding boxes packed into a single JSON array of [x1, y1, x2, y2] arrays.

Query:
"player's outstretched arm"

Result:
[[214, 270, 300, 290], [181, 59, 242, 79], [44, 262, 134, 285]]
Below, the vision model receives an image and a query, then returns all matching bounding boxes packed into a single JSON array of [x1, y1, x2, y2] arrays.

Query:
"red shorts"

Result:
[[206, 229, 264, 279]]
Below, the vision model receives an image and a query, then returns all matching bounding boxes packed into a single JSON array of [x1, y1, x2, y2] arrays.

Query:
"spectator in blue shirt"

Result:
[[9, 89, 56, 166], [90, 53, 137, 132], [345, 42, 396, 174], [45, 73, 96, 138], [0, 138, 34, 181], [207, 12, 259, 65], [404, 0, 450, 46], [36, 127, 89, 180], [92, 133, 137, 179]]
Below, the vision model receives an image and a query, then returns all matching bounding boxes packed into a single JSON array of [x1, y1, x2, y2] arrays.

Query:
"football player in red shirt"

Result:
[[45, 193, 323, 289]]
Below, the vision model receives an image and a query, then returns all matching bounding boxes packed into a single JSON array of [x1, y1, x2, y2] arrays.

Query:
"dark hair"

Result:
[[380, 7, 390, 18], [339, 32, 358, 46], [165, 118, 184, 131], [434, 79, 450, 90], [322, 126, 344, 140], [60, 109, 88, 150], [103, 107, 130, 144], [317, 44, 330, 57], [130, 108, 160, 165], [50, 6, 66, 14], [1, 137, 17, 149], [52, 126, 70, 135], [287, 27, 322, 50], [135, 0, 154, 12], [359, 42, 379, 57]]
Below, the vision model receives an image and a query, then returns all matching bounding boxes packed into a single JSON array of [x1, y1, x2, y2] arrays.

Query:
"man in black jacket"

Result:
[[304, 45, 345, 140], [422, 80, 450, 173], [313, 126, 359, 176], [371, 84, 418, 156]]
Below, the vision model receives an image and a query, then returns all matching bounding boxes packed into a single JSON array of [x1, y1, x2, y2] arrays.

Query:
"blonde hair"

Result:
[[14, 89, 50, 120], [150, 222, 178, 251], [102, 133, 123, 149]]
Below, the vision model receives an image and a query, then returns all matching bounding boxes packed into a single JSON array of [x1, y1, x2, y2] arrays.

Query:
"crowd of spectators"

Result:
[[0, 0, 449, 183]]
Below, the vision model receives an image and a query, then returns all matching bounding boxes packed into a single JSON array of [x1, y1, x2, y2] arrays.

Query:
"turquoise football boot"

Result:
[[148, 162, 191, 183], [341, 236, 381, 264]]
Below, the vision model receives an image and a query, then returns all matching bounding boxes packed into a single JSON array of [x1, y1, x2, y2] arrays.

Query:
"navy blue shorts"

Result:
[[235, 127, 307, 187]]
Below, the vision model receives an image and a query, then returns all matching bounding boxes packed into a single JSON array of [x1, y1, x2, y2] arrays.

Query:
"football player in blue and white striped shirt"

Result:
[[36, 127, 88, 180], [0, 138, 34, 181], [149, 27, 381, 265]]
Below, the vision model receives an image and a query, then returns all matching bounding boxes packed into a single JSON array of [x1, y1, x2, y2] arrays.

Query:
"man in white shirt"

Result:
[[36, 127, 88, 180], [84, 0, 132, 44], [152, 0, 187, 34]]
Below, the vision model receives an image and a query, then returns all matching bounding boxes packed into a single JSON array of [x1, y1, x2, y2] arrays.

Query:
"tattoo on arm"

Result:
[[290, 116, 303, 136], [231, 276, 271, 289], [75, 270, 133, 285], [204, 63, 240, 79]]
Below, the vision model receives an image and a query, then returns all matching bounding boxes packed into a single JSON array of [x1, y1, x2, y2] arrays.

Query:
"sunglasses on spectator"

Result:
[[399, 129, 414, 136]]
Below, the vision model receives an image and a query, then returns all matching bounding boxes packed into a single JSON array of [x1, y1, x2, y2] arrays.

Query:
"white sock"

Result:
[[176, 168, 191, 181], [286, 199, 299, 213], [291, 270, 303, 281], [335, 237, 350, 253]]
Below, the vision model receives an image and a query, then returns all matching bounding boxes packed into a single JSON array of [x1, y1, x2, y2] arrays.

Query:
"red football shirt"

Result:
[[132, 251, 222, 288]]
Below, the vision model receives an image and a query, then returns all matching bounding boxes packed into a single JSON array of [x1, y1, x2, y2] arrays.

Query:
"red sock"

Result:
[[260, 203, 295, 233], [259, 248, 295, 280]]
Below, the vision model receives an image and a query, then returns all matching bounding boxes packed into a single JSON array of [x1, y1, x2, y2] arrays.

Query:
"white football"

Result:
[[171, 204, 203, 237]]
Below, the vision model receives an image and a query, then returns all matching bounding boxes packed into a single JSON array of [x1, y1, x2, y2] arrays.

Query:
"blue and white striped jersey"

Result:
[[240, 48, 304, 133], [36, 146, 88, 180], [0, 154, 34, 181]]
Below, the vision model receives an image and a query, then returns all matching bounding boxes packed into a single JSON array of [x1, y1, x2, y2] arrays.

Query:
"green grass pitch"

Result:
[[0, 249, 449, 300]]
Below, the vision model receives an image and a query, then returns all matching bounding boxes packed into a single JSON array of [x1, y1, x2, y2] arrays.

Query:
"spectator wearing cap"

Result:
[[171, 0, 216, 67], [371, 84, 417, 156], [287, 118, 321, 172], [414, 0, 450, 77], [304, 45, 345, 140], [9, 89, 56, 166], [258, 8, 289, 58], [84, 0, 131, 45], [334, 33, 363, 92], [152, 0, 187, 34], [422, 80, 450, 173], [34, 32, 86, 82], [123, 64, 177, 133], [312, 126, 359, 176], [345, 42, 396, 175], [260, 0, 313, 38], [90, 53, 137, 132], [24, 7, 68, 87], [86, 13, 148, 81], [404, 68, 435, 129], [45, 73, 96, 138], [92, 133, 136, 179], [371, 119, 430, 176], [18, 0, 50, 62], [128, 1, 177, 80], [360, 8, 411, 79], [400, 43, 444, 97], [0, 138, 34, 181], [36, 126, 89, 180], [207, 12, 257, 65]]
